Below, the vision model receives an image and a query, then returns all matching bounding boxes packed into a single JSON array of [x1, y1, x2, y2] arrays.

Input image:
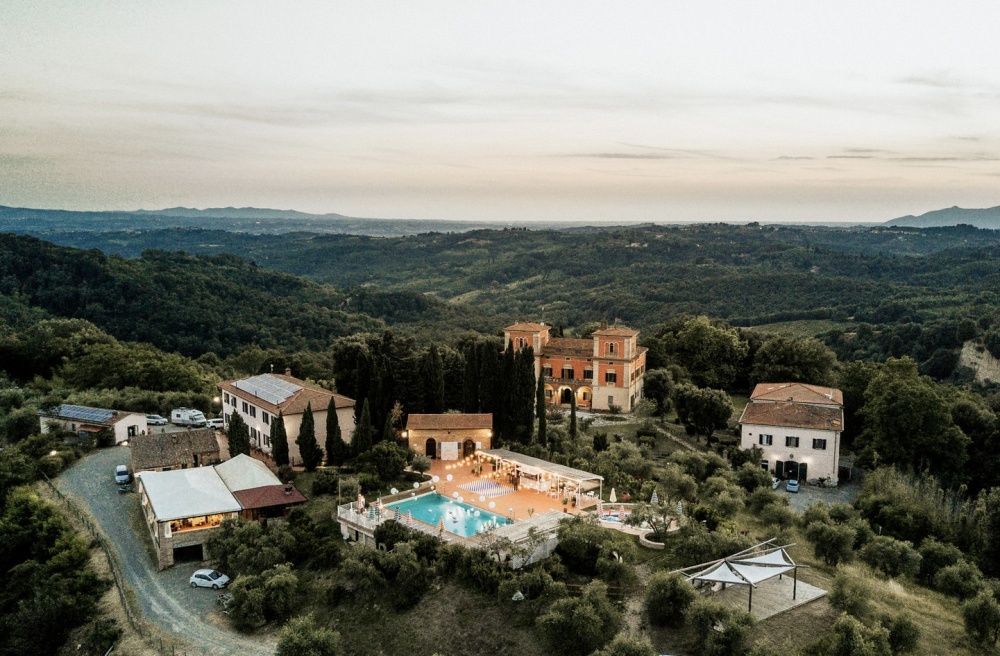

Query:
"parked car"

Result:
[[786, 479, 800, 493], [114, 465, 131, 485], [771, 476, 781, 490], [205, 418, 225, 430], [146, 414, 168, 426], [190, 569, 230, 589], [171, 407, 207, 427]]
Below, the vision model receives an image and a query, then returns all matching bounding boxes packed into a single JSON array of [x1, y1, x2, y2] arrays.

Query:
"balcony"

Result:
[[544, 375, 593, 386]]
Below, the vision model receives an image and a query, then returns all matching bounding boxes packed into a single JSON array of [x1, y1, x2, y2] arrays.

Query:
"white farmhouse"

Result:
[[218, 371, 356, 465], [39, 404, 147, 444], [738, 382, 843, 485]]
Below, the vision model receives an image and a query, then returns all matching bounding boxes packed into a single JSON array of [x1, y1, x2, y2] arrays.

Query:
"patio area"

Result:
[[427, 453, 597, 523]]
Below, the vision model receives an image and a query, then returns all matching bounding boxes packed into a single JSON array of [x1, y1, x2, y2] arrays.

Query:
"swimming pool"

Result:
[[387, 493, 511, 538]]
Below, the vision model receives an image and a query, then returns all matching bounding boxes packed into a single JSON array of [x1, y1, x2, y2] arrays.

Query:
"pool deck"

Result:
[[428, 458, 589, 523]]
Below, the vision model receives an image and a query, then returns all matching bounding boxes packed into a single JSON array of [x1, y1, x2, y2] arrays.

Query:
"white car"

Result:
[[205, 418, 225, 430], [189, 569, 230, 589], [771, 477, 781, 490], [146, 414, 168, 425]]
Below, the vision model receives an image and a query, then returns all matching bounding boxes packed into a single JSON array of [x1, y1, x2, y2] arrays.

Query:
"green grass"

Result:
[[749, 319, 848, 338]]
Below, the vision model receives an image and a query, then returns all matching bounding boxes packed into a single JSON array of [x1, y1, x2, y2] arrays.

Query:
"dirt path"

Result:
[[56, 447, 277, 656]]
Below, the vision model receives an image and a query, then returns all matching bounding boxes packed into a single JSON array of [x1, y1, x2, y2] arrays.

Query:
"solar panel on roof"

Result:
[[58, 404, 114, 423], [234, 374, 302, 406]]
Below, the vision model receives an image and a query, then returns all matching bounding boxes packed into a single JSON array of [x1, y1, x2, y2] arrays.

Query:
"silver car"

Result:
[[189, 569, 230, 589], [146, 414, 168, 426]]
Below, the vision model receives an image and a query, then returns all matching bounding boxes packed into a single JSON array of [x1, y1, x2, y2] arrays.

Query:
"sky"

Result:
[[2, 1, 1000, 224]]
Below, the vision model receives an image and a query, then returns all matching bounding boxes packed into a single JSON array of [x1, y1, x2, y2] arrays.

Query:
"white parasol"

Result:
[[609, 488, 617, 503]]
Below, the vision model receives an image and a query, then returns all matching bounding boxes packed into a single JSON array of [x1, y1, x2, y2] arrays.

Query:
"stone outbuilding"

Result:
[[403, 413, 493, 460], [130, 428, 220, 473]]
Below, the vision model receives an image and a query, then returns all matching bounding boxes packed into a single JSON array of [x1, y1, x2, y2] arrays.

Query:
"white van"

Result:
[[171, 408, 207, 427]]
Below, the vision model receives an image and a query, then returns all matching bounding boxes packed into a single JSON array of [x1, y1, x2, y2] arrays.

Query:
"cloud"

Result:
[[827, 155, 875, 159], [774, 156, 814, 160], [897, 72, 970, 89], [572, 152, 678, 160]]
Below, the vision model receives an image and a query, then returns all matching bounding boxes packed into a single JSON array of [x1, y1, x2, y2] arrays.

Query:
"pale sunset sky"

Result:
[[2, 2, 999, 223]]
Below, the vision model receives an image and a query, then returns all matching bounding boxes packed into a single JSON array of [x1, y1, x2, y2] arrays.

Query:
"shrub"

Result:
[[276, 615, 343, 656], [276, 464, 296, 483], [829, 570, 872, 618], [228, 576, 266, 630], [537, 582, 622, 656], [882, 613, 921, 654], [806, 521, 856, 567], [685, 598, 755, 656], [918, 537, 963, 584], [311, 469, 339, 496], [645, 571, 696, 627], [746, 487, 785, 513], [735, 462, 772, 493], [962, 591, 1000, 646], [758, 504, 797, 530], [358, 472, 381, 494], [825, 614, 892, 656], [594, 634, 657, 656], [934, 561, 985, 600], [373, 520, 413, 551], [410, 454, 431, 474], [858, 536, 921, 579]]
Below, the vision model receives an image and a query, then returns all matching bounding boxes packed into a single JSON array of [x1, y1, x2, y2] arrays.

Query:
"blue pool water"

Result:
[[387, 493, 511, 537]]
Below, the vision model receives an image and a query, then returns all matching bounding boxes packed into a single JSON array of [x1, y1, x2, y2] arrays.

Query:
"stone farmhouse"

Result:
[[738, 382, 844, 484]]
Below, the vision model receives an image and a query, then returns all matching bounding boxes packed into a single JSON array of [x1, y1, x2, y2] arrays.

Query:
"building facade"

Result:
[[738, 382, 844, 485], [502, 322, 648, 412], [39, 404, 147, 444], [130, 428, 221, 473], [404, 413, 493, 459], [218, 371, 356, 465]]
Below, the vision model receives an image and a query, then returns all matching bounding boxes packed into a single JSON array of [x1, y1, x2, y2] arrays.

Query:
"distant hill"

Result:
[[131, 206, 350, 220], [886, 205, 1000, 229]]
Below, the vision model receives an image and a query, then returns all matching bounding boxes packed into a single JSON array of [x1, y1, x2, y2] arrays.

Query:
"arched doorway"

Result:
[[425, 438, 437, 458], [784, 460, 799, 480], [560, 388, 573, 404], [577, 386, 592, 408], [463, 439, 476, 457]]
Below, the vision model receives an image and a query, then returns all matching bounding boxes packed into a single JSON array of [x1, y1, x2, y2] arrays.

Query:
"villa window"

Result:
[[242, 401, 249, 413], [605, 371, 617, 384], [607, 342, 616, 355], [583, 368, 593, 380], [262, 412, 269, 425], [813, 438, 827, 450], [759, 434, 773, 446], [249, 405, 256, 418], [581, 391, 591, 401], [785, 436, 800, 448], [562, 366, 575, 380], [545, 389, 553, 399], [542, 365, 552, 377]]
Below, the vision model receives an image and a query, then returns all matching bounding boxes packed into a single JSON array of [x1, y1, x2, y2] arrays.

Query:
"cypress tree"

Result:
[[478, 341, 501, 421], [325, 397, 348, 466], [271, 411, 289, 466], [354, 350, 373, 424], [516, 346, 536, 444], [227, 412, 251, 458], [536, 371, 547, 447], [296, 403, 323, 471], [463, 344, 480, 413], [500, 341, 516, 442], [381, 413, 395, 445], [569, 392, 578, 440], [353, 399, 373, 456], [421, 345, 445, 414]]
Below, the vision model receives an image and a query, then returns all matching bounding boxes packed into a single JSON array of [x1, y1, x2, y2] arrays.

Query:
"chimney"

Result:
[[285, 367, 292, 376], [600, 320, 608, 329], [284, 484, 292, 496]]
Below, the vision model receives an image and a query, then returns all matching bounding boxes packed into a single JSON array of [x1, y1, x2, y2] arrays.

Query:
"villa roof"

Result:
[[504, 322, 551, 332], [218, 373, 354, 416], [739, 401, 843, 431], [750, 382, 842, 406], [407, 413, 493, 431], [542, 338, 593, 358], [131, 428, 219, 472], [481, 448, 603, 482], [593, 326, 640, 337], [232, 484, 307, 510]]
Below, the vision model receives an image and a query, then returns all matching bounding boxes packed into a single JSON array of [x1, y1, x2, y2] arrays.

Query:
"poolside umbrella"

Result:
[[676, 500, 683, 516], [407, 510, 413, 526], [394, 507, 402, 522], [368, 505, 376, 521], [609, 488, 617, 503], [437, 517, 445, 534], [650, 489, 659, 504], [357, 493, 365, 511], [618, 505, 625, 520], [597, 499, 604, 517]]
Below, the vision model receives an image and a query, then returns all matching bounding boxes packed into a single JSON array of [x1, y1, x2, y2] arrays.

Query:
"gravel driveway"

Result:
[[783, 477, 861, 512], [56, 446, 276, 656]]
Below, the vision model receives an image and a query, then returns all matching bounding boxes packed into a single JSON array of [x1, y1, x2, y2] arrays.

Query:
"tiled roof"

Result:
[[593, 326, 640, 337], [131, 429, 219, 472], [232, 484, 307, 510], [750, 382, 843, 406], [739, 401, 843, 431], [542, 338, 594, 357], [504, 322, 551, 332], [407, 413, 493, 430], [219, 373, 354, 416]]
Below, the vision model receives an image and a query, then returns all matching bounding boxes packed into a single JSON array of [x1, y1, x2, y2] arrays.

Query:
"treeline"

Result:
[[0, 233, 384, 358]]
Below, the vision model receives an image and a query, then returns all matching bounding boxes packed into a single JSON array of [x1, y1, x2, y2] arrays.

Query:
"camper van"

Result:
[[171, 408, 207, 427]]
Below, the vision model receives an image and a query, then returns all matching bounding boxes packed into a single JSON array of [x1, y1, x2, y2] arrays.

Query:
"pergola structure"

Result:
[[674, 540, 807, 612], [478, 448, 603, 508]]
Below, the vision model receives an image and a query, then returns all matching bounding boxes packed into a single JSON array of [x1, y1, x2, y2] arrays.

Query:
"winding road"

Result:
[[56, 446, 276, 656]]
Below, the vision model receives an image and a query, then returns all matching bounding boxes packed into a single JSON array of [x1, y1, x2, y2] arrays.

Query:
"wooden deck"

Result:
[[710, 575, 827, 621]]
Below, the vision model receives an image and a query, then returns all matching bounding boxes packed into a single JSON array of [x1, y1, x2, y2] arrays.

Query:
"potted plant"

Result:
[[621, 491, 631, 503], [562, 498, 569, 512]]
